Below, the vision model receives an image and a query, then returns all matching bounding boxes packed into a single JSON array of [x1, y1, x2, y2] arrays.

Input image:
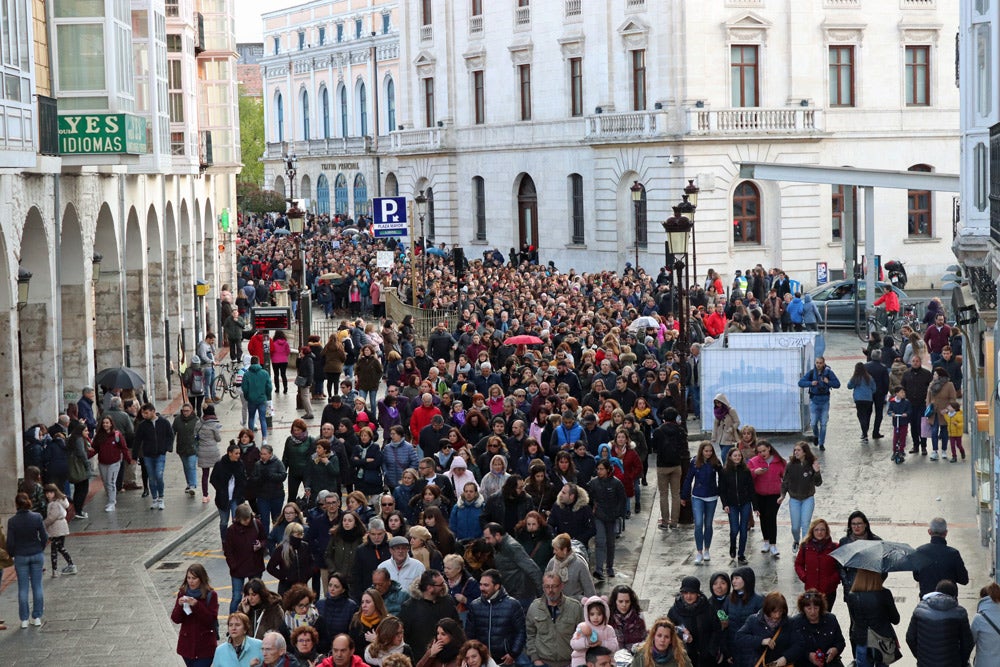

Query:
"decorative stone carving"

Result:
[[899, 23, 942, 44], [414, 51, 437, 77], [558, 35, 586, 59], [725, 12, 772, 44], [617, 18, 649, 49], [508, 41, 533, 66], [464, 48, 487, 71], [822, 21, 866, 44]]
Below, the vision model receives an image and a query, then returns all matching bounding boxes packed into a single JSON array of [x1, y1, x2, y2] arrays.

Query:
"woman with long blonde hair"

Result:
[[629, 617, 691, 667]]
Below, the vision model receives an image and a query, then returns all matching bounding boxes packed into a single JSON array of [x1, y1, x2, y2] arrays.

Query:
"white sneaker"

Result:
[[261, 438, 268, 446], [694, 552, 703, 565], [158, 498, 165, 510], [150, 498, 159, 510], [105, 503, 115, 512], [30, 617, 41, 626], [760, 541, 771, 553], [20, 620, 27, 629], [770, 544, 781, 557], [702, 551, 711, 562], [929, 451, 939, 461]]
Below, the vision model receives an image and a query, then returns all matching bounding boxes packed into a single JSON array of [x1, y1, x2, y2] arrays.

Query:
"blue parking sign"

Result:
[[373, 197, 408, 238]]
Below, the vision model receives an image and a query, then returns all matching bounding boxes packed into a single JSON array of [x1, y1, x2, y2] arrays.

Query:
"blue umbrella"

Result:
[[272, 228, 291, 236], [426, 247, 447, 257]]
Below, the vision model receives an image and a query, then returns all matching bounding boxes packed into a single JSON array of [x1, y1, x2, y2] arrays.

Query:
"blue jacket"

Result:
[[77, 396, 97, 432], [887, 397, 911, 426], [450, 494, 486, 541], [801, 295, 822, 324], [786, 297, 804, 324], [316, 593, 359, 653], [382, 439, 420, 487], [6, 509, 47, 556], [847, 376, 877, 402], [212, 636, 264, 666], [797, 367, 841, 403], [552, 423, 583, 451], [465, 588, 527, 658], [681, 459, 721, 501]]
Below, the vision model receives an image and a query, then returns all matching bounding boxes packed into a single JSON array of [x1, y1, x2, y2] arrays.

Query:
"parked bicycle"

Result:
[[211, 360, 244, 401]]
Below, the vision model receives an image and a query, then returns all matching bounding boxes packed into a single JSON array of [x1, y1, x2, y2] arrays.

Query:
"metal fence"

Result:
[[385, 288, 457, 343]]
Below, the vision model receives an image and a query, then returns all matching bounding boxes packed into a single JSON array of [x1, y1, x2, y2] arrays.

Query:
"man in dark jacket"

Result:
[[554, 361, 583, 401], [905, 580, 973, 667], [413, 456, 457, 504], [136, 403, 174, 510], [419, 414, 450, 458], [250, 444, 287, 529], [864, 350, 891, 439], [428, 323, 455, 361], [210, 443, 248, 542], [465, 569, 527, 665], [912, 517, 969, 597], [483, 523, 542, 611], [352, 518, 391, 599], [580, 414, 611, 455], [320, 395, 356, 430], [399, 569, 459, 655], [901, 356, 933, 454], [652, 408, 689, 530]]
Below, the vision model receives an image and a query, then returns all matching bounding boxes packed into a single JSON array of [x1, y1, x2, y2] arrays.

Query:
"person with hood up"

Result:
[[722, 567, 763, 665], [242, 356, 274, 445], [710, 395, 741, 461], [446, 456, 478, 493], [450, 481, 485, 542], [905, 579, 973, 667], [480, 453, 511, 500], [587, 460, 626, 581], [801, 294, 823, 331], [971, 582, 1000, 667], [570, 596, 619, 667], [548, 483, 596, 547], [786, 293, 805, 331], [667, 577, 722, 667]]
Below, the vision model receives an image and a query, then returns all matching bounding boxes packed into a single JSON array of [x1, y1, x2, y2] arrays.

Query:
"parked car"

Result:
[[805, 279, 908, 327]]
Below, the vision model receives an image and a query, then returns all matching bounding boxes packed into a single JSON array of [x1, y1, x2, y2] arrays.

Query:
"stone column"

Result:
[[181, 248, 195, 359], [94, 277, 125, 371], [147, 260, 168, 401], [19, 302, 60, 423], [60, 283, 92, 403], [203, 241, 217, 334], [165, 249, 181, 393], [125, 269, 151, 397], [0, 309, 21, 515]]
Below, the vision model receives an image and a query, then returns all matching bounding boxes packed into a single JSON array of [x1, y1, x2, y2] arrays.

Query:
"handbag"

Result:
[[866, 627, 902, 665], [295, 375, 309, 388], [754, 627, 782, 667], [0, 529, 14, 569], [920, 416, 932, 439], [68, 452, 88, 483]]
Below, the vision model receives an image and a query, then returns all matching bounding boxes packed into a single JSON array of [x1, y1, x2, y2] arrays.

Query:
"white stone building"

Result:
[[261, 0, 961, 288], [0, 0, 240, 512], [260, 0, 400, 217]]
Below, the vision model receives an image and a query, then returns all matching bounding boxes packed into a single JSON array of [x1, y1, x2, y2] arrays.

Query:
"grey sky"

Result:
[[235, 0, 306, 44]]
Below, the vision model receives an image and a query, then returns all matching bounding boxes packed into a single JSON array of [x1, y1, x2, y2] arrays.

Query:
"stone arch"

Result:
[[59, 203, 93, 398], [274, 175, 286, 198], [300, 173, 312, 205], [385, 172, 399, 197], [19, 207, 59, 424], [123, 206, 150, 387], [94, 203, 125, 372], [179, 199, 195, 369], [147, 205, 167, 399]]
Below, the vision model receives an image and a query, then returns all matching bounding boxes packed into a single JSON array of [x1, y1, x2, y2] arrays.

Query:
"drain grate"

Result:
[[40, 618, 99, 632], [155, 562, 183, 570]]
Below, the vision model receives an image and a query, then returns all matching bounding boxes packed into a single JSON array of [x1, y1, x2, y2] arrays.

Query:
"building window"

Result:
[[731, 45, 759, 107], [318, 27, 325, 45], [519, 64, 532, 120], [298, 31, 304, 50], [339, 85, 348, 136], [301, 90, 310, 140], [631, 50, 646, 111], [907, 164, 933, 237], [317, 174, 331, 215], [634, 183, 647, 248], [473, 70, 485, 124], [570, 174, 585, 244], [168, 59, 183, 122], [831, 185, 856, 241], [423, 77, 435, 127], [354, 173, 369, 217], [273, 36, 279, 54], [472, 0, 483, 15], [335, 173, 349, 214], [276, 92, 284, 142], [165, 0, 178, 17], [733, 181, 761, 244], [359, 82, 368, 136], [170, 131, 185, 155], [473, 176, 487, 241], [355, 19, 362, 39], [570, 57, 583, 117], [167, 34, 181, 52], [382, 13, 391, 34], [421, 0, 432, 25], [829, 46, 854, 107], [386, 78, 396, 130], [905, 45, 930, 106], [322, 87, 330, 138], [337, 23, 343, 42]]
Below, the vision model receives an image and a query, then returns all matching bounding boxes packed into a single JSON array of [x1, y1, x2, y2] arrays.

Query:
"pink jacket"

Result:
[[747, 455, 785, 496], [570, 596, 619, 667], [270, 337, 291, 364]]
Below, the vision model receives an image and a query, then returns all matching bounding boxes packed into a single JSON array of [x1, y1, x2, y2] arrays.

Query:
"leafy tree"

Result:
[[238, 85, 265, 186], [238, 182, 286, 214]]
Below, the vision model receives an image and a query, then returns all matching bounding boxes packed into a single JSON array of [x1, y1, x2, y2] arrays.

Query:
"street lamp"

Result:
[[92, 252, 103, 283], [284, 154, 303, 234], [663, 204, 693, 417], [683, 178, 700, 283], [16, 266, 32, 311], [414, 189, 428, 301], [631, 180, 644, 272]]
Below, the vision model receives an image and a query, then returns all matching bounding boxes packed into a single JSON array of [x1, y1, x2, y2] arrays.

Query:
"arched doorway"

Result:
[[59, 204, 92, 397], [19, 207, 58, 424], [385, 172, 398, 197], [124, 207, 149, 388], [516, 175, 538, 250], [147, 206, 167, 400], [94, 203, 124, 372], [273, 176, 286, 199], [335, 173, 348, 216], [316, 174, 330, 215], [354, 173, 369, 217]]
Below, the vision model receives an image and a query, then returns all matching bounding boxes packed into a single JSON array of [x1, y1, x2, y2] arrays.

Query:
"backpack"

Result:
[[344, 337, 358, 365], [189, 369, 205, 394], [233, 367, 246, 386]]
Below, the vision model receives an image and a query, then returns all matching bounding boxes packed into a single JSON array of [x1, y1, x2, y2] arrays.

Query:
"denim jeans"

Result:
[[593, 517, 617, 572], [788, 495, 816, 544], [691, 497, 718, 552], [257, 496, 281, 529], [854, 645, 881, 667], [181, 454, 198, 489], [219, 500, 238, 543], [204, 366, 217, 400], [247, 402, 268, 440], [230, 576, 248, 614], [727, 503, 752, 557], [809, 400, 831, 446], [690, 384, 701, 417], [360, 388, 378, 414], [14, 552, 44, 621], [143, 454, 167, 499]]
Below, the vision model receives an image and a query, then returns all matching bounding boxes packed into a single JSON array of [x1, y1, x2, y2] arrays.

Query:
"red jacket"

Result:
[[612, 445, 643, 498], [794, 537, 841, 594], [873, 290, 900, 313], [410, 405, 442, 438], [94, 429, 131, 465], [248, 333, 267, 362], [170, 589, 220, 659], [703, 311, 727, 337], [319, 654, 367, 667]]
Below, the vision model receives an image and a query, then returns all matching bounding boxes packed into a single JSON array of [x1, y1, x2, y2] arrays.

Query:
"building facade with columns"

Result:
[[0, 0, 240, 513], [260, 0, 400, 218], [261, 0, 960, 287]]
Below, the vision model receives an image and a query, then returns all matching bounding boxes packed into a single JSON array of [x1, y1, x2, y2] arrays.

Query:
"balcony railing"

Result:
[[687, 107, 823, 135], [38, 95, 58, 156], [625, 0, 645, 9], [824, 0, 860, 6], [265, 137, 373, 159], [469, 15, 483, 35], [586, 110, 665, 139], [901, 0, 934, 6], [515, 6, 530, 29], [565, 0, 582, 15], [389, 127, 444, 151], [420, 25, 432, 42]]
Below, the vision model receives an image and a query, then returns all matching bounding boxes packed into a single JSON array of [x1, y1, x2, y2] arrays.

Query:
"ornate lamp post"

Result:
[[414, 190, 428, 300], [663, 205, 693, 416], [683, 178, 700, 283], [284, 153, 303, 234], [631, 180, 644, 271]]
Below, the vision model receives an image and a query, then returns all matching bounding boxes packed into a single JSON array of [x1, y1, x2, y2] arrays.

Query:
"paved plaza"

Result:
[[0, 330, 990, 666]]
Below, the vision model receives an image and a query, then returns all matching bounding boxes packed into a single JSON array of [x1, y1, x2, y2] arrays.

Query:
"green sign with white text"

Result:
[[58, 114, 147, 155]]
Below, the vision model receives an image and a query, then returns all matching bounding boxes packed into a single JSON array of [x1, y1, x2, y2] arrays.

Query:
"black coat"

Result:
[[586, 475, 626, 522], [844, 589, 899, 650], [400, 594, 460, 655], [864, 360, 890, 401], [315, 593, 359, 653], [786, 613, 846, 666], [251, 456, 287, 501], [718, 465, 755, 509], [210, 456, 247, 509], [652, 421, 689, 467], [912, 536, 970, 597], [481, 492, 531, 534], [667, 593, 722, 667], [905, 593, 974, 667], [351, 538, 391, 599], [136, 415, 175, 458], [735, 613, 794, 667], [547, 491, 596, 544]]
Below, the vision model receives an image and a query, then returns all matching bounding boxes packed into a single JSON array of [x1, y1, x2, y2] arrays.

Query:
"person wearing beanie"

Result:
[[668, 577, 722, 667]]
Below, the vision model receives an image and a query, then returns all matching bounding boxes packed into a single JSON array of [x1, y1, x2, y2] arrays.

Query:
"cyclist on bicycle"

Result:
[[873, 288, 900, 317]]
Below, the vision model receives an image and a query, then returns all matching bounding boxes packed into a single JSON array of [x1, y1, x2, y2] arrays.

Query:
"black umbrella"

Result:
[[830, 540, 927, 573], [94, 366, 146, 390]]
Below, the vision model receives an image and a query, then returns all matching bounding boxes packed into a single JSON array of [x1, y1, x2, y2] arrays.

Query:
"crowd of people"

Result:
[[0, 212, 990, 667]]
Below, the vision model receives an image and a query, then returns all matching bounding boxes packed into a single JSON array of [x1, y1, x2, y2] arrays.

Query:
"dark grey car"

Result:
[[805, 280, 908, 327]]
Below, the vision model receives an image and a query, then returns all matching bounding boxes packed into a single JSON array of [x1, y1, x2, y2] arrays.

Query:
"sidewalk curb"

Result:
[[632, 481, 660, 600], [141, 509, 220, 569]]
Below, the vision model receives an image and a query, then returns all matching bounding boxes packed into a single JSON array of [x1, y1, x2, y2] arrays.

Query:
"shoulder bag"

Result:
[[866, 627, 903, 665], [754, 626, 782, 667]]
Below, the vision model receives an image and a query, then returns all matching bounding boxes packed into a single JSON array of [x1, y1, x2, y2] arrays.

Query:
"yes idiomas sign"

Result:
[[58, 114, 148, 155]]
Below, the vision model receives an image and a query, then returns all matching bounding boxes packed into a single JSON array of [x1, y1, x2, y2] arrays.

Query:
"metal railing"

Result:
[[688, 107, 822, 135], [515, 5, 531, 29], [565, 0, 582, 16], [469, 15, 483, 34], [384, 288, 457, 344]]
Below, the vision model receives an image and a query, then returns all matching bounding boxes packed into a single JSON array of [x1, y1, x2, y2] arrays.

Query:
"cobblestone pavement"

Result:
[[1, 330, 991, 666]]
